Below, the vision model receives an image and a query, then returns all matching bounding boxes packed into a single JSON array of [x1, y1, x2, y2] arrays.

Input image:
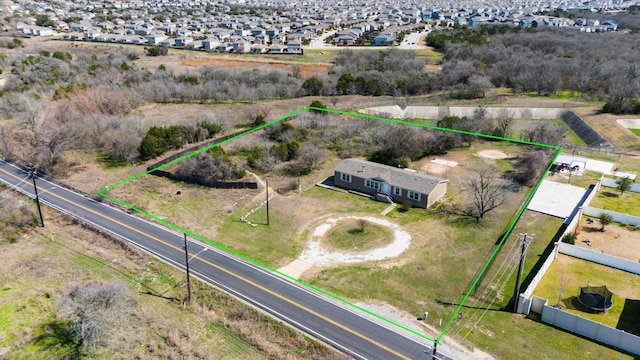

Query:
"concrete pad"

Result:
[[556, 155, 614, 175], [277, 259, 312, 279], [431, 158, 458, 167], [527, 180, 587, 219], [616, 119, 640, 128]]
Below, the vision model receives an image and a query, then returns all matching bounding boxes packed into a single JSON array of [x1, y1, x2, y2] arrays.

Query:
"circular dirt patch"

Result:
[[323, 218, 394, 252], [277, 216, 412, 278], [477, 149, 509, 160]]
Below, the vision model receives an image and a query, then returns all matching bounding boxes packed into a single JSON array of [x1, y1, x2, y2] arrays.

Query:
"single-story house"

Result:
[[334, 158, 448, 208]]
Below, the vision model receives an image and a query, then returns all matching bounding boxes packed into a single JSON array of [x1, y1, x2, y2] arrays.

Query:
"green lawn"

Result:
[[629, 128, 640, 136], [590, 188, 640, 217], [326, 219, 393, 251]]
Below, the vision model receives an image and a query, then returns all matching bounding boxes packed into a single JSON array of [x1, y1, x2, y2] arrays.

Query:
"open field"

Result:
[[533, 254, 640, 332]]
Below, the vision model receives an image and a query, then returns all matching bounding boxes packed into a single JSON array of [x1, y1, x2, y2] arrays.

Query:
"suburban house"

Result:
[[334, 158, 448, 209]]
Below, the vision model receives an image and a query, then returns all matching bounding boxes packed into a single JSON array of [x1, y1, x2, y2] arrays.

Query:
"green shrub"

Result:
[[562, 233, 576, 245]]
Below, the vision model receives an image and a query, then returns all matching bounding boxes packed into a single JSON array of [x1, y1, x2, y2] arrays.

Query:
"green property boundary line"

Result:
[[97, 106, 562, 346]]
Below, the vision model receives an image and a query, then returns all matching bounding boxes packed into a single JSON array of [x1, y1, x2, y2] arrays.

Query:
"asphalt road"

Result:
[[0, 159, 452, 360]]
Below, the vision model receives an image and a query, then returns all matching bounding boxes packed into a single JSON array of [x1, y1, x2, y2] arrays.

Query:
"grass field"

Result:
[[590, 189, 640, 217], [0, 211, 345, 359], [0, 217, 267, 359], [322, 217, 394, 251], [630, 128, 640, 136]]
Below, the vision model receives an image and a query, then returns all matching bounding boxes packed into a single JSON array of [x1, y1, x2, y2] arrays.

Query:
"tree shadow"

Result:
[[580, 225, 603, 233], [32, 320, 81, 359], [600, 191, 620, 198]]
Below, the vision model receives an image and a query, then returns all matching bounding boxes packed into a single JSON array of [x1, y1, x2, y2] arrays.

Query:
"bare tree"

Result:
[[513, 150, 550, 186], [299, 145, 328, 173], [495, 109, 515, 138], [357, 218, 369, 232], [57, 281, 131, 349], [452, 167, 506, 222], [520, 121, 566, 145]]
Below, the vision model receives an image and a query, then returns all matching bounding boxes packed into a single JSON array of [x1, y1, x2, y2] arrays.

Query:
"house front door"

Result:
[[381, 182, 390, 195]]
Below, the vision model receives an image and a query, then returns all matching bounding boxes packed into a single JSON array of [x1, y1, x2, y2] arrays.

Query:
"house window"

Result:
[[393, 187, 402, 196], [408, 191, 421, 201], [365, 179, 380, 190], [340, 173, 352, 182]]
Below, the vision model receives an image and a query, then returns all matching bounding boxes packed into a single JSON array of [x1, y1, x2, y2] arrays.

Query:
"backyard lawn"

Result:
[[589, 188, 640, 217], [533, 254, 640, 333]]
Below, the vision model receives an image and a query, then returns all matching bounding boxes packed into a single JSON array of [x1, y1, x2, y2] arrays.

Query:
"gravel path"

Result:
[[277, 215, 411, 278]]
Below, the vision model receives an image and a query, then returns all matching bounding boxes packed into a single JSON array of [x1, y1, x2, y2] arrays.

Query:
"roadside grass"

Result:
[[0, 228, 266, 359], [0, 214, 344, 360], [590, 189, 640, 217], [215, 206, 300, 266], [533, 254, 640, 331], [214, 186, 390, 267], [325, 219, 394, 251]]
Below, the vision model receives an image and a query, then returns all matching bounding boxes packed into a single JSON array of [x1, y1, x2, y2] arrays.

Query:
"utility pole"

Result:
[[265, 178, 270, 226], [31, 168, 44, 227], [183, 233, 192, 304], [432, 342, 437, 360], [513, 233, 532, 313]]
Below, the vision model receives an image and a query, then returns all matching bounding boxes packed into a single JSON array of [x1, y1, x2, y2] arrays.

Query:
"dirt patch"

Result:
[[575, 217, 640, 262], [477, 150, 509, 160], [278, 216, 412, 278]]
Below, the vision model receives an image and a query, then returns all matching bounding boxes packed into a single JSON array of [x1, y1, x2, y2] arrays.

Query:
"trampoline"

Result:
[[577, 285, 614, 312]]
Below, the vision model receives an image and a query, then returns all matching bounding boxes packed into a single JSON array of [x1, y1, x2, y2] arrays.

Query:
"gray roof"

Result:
[[335, 158, 447, 195]]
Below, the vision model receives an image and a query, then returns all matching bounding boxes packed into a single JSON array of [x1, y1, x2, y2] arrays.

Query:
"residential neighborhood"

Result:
[[1, 0, 630, 54]]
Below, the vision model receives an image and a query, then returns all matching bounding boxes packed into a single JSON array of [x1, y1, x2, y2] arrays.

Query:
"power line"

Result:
[[448, 238, 521, 337]]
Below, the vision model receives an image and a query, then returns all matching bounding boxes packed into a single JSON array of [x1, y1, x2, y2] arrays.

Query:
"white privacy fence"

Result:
[[583, 206, 640, 226], [558, 242, 640, 274], [600, 177, 640, 193], [536, 299, 640, 355], [360, 106, 566, 120], [520, 181, 601, 301]]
